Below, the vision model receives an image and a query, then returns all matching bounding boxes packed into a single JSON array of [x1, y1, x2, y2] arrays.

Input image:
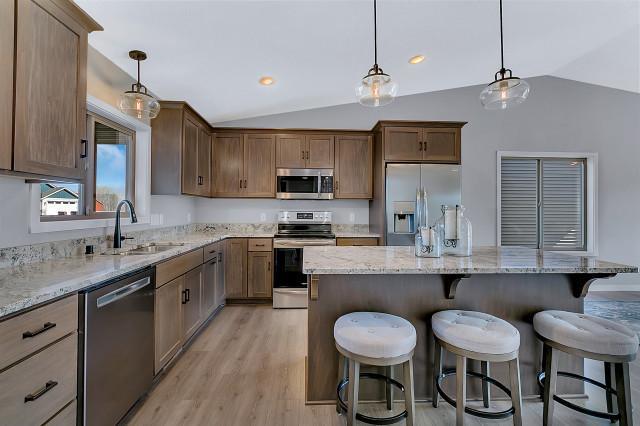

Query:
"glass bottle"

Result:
[[435, 205, 472, 256], [415, 226, 441, 258]]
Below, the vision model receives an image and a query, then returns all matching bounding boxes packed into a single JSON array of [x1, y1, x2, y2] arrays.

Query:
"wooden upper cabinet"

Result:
[[224, 239, 247, 299], [384, 127, 422, 161], [335, 135, 372, 199], [197, 128, 211, 196], [181, 115, 200, 196], [243, 134, 275, 197], [212, 133, 244, 197], [422, 128, 460, 163], [247, 251, 273, 298], [276, 134, 306, 168], [0, 0, 13, 171], [306, 135, 334, 168], [151, 102, 212, 197], [12, 0, 101, 180]]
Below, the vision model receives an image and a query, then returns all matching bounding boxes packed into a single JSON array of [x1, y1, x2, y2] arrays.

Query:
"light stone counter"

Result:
[[303, 245, 637, 275], [0, 232, 273, 318]]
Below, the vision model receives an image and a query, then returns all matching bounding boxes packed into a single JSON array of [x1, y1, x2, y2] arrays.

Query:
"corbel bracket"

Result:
[[568, 273, 616, 298], [443, 274, 471, 299]]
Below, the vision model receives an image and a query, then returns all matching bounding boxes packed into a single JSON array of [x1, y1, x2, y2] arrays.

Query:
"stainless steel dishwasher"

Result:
[[78, 267, 154, 426]]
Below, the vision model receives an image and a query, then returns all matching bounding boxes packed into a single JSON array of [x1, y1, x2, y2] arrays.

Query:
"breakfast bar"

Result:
[[302, 246, 637, 404]]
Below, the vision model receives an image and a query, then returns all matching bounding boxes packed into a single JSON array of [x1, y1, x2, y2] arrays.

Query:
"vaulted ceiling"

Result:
[[78, 0, 640, 123]]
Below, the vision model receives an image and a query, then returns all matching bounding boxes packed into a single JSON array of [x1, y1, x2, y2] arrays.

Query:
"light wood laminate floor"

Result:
[[126, 304, 640, 425]]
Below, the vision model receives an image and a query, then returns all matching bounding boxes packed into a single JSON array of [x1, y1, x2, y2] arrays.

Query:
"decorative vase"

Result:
[[434, 205, 472, 256], [415, 226, 441, 258]]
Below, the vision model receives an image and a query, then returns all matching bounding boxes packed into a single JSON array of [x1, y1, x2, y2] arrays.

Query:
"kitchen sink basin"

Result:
[[101, 242, 185, 256]]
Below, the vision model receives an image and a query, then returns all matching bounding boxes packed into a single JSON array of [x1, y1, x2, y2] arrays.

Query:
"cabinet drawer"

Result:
[[156, 248, 204, 288], [203, 242, 220, 263], [336, 237, 378, 246], [248, 238, 272, 252], [0, 295, 78, 371], [44, 400, 76, 426], [0, 333, 77, 426]]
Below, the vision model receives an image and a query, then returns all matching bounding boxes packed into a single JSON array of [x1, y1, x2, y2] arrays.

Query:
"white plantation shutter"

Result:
[[500, 156, 586, 251], [500, 158, 539, 248], [542, 160, 585, 250]]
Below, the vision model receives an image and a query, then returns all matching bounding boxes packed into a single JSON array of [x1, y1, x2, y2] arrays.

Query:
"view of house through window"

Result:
[[39, 113, 135, 219]]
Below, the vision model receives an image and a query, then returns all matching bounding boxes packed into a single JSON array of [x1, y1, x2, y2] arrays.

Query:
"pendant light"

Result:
[[479, 0, 530, 110], [119, 50, 160, 120], [356, 0, 397, 107]]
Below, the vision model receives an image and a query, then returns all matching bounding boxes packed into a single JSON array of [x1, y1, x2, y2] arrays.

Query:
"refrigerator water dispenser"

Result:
[[393, 202, 415, 234]]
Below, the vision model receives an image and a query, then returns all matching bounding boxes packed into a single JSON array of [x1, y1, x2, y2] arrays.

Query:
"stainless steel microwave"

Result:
[[276, 169, 334, 199]]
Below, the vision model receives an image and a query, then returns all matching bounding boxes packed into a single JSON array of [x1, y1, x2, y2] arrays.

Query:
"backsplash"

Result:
[[0, 223, 368, 268]]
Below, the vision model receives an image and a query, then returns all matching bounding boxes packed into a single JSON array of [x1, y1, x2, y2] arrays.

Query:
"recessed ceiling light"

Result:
[[259, 76, 275, 86], [409, 55, 425, 65]]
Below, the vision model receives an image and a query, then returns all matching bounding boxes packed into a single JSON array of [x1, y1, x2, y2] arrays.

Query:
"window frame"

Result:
[[496, 151, 598, 256]]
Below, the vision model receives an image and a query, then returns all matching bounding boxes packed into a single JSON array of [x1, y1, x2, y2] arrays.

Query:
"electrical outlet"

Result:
[[260, 213, 267, 222], [186, 213, 192, 223], [349, 213, 356, 223]]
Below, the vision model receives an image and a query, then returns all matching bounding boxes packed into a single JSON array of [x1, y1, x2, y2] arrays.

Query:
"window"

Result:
[[499, 154, 592, 251], [39, 113, 135, 220]]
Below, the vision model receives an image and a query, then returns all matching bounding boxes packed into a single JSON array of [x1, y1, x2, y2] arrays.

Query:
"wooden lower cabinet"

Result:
[[224, 238, 248, 298], [44, 400, 77, 426], [154, 275, 183, 374], [202, 253, 218, 318], [247, 251, 273, 298], [336, 237, 379, 246], [182, 266, 203, 341]]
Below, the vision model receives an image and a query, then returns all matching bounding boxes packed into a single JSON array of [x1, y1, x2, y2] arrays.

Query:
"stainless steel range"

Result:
[[273, 211, 335, 309]]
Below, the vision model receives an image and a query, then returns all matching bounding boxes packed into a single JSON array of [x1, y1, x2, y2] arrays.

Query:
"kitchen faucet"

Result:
[[113, 200, 138, 249]]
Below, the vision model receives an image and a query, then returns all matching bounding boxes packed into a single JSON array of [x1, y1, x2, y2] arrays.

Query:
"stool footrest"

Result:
[[435, 369, 516, 420], [337, 372, 407, 425], [537, 371, 620, 421]]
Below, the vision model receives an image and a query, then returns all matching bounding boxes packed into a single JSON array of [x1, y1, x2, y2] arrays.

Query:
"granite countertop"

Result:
[[303, 246, 638, 275], [0, 232, 273, 319]]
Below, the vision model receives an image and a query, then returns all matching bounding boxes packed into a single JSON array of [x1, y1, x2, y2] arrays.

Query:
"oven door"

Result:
[[276, 169, 334, 199], [274, 247, 306, 289]]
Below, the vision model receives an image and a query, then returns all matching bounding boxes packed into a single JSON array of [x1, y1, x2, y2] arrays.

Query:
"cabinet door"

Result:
[[335, 135, 373, 199], [224, 239, 247, 298], [155, 276, 183, 374], [276, 134, 306, 168], [182, 266, 202, 341], [216, 249, 225, 307], [0, 0, 12, 171], [247, 251, 273, 298], [14, 0, 88, 180], [198, 128, 212, 196], [384, 127, 423, 161], [181, 115, 200, 195], [422, 128, 460, 163], [212, 133, 244, 197], [243, 134, 275, 197], [202, 253, 217, 318], [306, 135, 334, 168]]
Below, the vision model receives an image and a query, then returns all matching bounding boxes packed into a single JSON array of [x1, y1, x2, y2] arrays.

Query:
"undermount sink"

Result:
[[101, 242, 185, 256]]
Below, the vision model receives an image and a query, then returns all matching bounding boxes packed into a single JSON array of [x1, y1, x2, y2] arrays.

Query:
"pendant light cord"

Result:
[[499, 0, 505, 73], [373, 0, 378, 67], [136, 59, 141, 88]]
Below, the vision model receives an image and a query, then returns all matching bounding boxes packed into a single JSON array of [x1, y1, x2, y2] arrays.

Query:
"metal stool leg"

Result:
[[615, 362, 634, 426], [509, 357, 523, 426], [433, 340, 443, 408], [403, 358, 415, 426], [386, 365, 393, 410], [543, 344, 558, 426], [347, 359, 360, 426], [337, 354, 347, 414], [456, 355, 467, 426], [481, 361, 491, 408], [604, 361, 616, 422]]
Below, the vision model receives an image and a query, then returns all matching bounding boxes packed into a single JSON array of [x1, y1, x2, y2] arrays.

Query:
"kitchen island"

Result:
[[302, 246, 637, 404]]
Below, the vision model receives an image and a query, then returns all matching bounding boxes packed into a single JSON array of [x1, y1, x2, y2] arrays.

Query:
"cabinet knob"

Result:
[[80, 139, 88, 158]]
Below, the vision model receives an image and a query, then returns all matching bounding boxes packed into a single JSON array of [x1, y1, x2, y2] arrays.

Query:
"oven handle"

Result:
[[96, 277, 152, 308], [274, 239, 336, 248]]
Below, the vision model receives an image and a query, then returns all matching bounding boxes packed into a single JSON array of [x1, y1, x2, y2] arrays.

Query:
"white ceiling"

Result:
[[78, 0, 640, 123]]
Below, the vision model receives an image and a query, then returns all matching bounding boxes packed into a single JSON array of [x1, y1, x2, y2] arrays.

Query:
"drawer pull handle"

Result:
[[209, 250, 217, 254], [24, 380, 58, 402], [254, 244, 265, 247], [22, 322, 56, 339]]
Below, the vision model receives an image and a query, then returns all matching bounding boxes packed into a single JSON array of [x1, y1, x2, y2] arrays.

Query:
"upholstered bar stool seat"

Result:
[[334, 312, 417, 426], [432, 310, 523, 426], [534, 310, 639, 426]]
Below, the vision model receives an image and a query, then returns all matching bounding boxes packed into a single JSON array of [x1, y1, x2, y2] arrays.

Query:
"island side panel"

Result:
[[306, 273, 583, 403]]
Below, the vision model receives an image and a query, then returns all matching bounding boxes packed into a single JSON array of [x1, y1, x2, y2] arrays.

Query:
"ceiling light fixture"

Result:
[[409, 55, 425, 64], [356, 0, 397, 107], [479, 0, 530, 110], [119, 50, 160, 120], [259, 76, 275, 86]]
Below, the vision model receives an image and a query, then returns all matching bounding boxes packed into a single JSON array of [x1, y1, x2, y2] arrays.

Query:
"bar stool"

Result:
[[334, 312, 417, 426], [534, 310, 639, 426], [432, 310, 523, 426]]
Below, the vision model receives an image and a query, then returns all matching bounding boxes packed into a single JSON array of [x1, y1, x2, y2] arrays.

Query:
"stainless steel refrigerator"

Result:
[[386, 164, 461, 246]]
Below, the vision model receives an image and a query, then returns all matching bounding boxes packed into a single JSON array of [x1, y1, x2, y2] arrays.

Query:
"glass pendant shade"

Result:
[[479, 75, 530, 110], [119, 89, 160, 120], [356, 69, 398, 107]]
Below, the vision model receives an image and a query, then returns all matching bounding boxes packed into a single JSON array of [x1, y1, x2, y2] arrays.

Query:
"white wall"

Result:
[[195, 198, 368, 224], [218, 76, 640, 290]]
